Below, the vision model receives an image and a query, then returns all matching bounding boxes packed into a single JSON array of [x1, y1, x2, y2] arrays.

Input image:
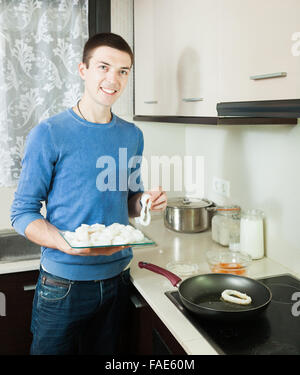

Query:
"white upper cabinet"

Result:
[[218, 0, 300, 102], [134, 0, 158, 115], [134, 0, 300, 117], [169, 0, 219, 117], [134, 0, 219, 117]]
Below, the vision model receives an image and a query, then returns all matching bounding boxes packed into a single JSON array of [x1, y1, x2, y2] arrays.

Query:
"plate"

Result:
[[59, 230, 155, 249]]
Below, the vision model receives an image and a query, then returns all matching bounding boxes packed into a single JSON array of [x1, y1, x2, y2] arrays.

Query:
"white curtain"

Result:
[[0, 0, 88, 187]]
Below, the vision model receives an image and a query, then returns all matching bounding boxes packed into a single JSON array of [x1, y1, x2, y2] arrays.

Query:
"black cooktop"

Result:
[[165, 274, 300, 355]]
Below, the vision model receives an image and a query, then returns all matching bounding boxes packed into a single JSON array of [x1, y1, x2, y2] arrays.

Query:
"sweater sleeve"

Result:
[[10, 122, 58, 237], [128, 127, 144, 200]]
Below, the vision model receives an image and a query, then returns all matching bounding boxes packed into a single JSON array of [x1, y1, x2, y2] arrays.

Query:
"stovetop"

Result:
[[165, 274, 300, 355]]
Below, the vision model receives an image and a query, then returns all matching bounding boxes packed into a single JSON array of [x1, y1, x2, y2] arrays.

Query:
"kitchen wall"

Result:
[[126, 118, 300, 275], [0, 187, 15, 229], [130, 118, 300, 276], [185, 122, 300, 274]]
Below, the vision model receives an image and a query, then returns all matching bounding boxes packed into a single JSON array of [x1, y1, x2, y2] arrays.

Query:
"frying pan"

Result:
[[138, 261, 272, 321]]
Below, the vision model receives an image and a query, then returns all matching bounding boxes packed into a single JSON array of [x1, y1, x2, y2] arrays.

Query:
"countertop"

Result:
[[129, 214, 298, 355], [0, 213, 298, 354]]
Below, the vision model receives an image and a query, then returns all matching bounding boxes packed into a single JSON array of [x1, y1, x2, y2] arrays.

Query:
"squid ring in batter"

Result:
[[221, 289, 252, 305]]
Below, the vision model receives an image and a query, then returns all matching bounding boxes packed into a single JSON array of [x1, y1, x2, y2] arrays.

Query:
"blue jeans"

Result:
[[30, 267, 131, 355]]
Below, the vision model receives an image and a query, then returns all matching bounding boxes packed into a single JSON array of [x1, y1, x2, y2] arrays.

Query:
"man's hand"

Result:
[[128, 186, 168, 218], [146, 186, 167, 211]]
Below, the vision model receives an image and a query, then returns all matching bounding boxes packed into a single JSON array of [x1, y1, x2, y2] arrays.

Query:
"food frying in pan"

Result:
[[221, 289, 252, 305], [139, 262, 271, 320]]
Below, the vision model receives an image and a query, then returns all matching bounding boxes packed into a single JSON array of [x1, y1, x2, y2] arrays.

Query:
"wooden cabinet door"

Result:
[[0, 271, 39, 355], [167, 0, 219, 117], [134, 0, 161, 115], [134, 0, 219, 117], [126, 286, 186, 355], [219, 0, 300, 102]]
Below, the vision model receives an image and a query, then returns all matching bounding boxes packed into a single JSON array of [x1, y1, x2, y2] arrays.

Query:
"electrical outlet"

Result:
[[212, 177, 230, 197]]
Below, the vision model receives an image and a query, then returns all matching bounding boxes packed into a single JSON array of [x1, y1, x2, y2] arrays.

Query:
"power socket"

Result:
[[212, 177, 230, 197]]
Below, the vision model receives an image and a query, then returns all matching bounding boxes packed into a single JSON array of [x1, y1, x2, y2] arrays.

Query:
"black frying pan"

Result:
[[138, 261, 272, 321]]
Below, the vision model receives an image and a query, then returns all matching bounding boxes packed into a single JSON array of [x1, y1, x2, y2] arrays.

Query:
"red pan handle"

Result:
[[138, 261, 182, 287]]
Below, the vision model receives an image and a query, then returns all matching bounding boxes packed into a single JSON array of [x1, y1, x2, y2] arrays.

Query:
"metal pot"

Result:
[[164, 197, 215, 233]]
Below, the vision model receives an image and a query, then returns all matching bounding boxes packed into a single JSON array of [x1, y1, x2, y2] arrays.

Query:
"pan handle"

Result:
[[138, 261, 182, 287]]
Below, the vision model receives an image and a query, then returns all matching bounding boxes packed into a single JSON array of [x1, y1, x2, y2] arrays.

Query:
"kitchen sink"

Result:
[[0, 229, 41, 262]]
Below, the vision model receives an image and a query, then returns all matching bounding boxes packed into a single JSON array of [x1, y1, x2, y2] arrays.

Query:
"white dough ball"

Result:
[[123, 232, 135, 243], [75, 231, 89, 243], [64, 231, 75, 240], [132, 229, 144, 242], [91, 235, 112, 246], [80, 224, 90, 229], [111, 235, 129, 245], [107, 223, 126, 236], [90, 232, 102, 241], [101, 228, 114, 239], [88, 223, 105, 233], [71, 222, 146, 247], [75, 226, 89, 235]]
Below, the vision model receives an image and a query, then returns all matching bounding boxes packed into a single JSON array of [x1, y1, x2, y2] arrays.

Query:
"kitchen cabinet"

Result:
[[134, 0, 219, 117], [219, 0, 300, 103], [122, 285, 186, 355], [134, 0, 300, 121], [0, 271, 183, 355], [134, 0, 161, 116], [134, 0, 158, 116], [0, 270, 38, 355]]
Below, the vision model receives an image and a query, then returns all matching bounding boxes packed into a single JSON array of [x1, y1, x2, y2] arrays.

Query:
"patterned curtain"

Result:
[[0, 0, 88, 187]]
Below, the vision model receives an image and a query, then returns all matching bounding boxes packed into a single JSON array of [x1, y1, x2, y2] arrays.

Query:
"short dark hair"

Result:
[[82, 32, 134, 68]]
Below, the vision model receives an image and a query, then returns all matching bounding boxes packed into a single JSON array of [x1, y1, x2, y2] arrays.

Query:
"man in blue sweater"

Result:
[[10, 33, 167, 355]]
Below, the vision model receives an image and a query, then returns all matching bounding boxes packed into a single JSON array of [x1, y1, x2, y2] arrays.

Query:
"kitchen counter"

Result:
[[129, 213, 299, 355], [0, 213, 298, 355], [0, 258, 40, 275]]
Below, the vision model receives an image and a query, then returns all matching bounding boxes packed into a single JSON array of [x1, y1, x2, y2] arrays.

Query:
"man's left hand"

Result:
[[145, 186, 167, 211]]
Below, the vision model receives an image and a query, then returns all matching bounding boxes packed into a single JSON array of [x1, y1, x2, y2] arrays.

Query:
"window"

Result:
[[0, 0, 89, 186]]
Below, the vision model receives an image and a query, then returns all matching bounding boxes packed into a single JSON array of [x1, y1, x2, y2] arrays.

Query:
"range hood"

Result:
[[217, 98, 300, 118]]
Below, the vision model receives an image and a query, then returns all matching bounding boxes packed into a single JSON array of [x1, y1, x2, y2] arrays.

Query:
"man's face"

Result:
[[79, 46, 132, 108]]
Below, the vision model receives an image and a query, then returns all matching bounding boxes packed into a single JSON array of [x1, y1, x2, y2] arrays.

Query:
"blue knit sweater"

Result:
[[10, 108, 144, 280]]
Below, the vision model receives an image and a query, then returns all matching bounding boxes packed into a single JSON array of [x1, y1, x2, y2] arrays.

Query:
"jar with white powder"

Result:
[[211, 206, 241, 246], [240, 209, 264, 259]]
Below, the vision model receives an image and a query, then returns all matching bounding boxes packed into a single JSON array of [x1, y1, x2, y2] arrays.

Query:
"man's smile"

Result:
[[100, 87, 118, 95]]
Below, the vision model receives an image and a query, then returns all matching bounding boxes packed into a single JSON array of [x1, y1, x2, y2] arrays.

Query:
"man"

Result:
[[10, 32, 167, 355]]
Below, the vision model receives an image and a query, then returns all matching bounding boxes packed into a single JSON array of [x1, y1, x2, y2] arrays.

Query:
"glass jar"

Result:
[[240, 209, 264, 259], [211, 205, 241, 247]]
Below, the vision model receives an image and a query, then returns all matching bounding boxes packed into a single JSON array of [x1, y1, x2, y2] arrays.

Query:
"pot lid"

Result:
[[167, 197, 213, 209]]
